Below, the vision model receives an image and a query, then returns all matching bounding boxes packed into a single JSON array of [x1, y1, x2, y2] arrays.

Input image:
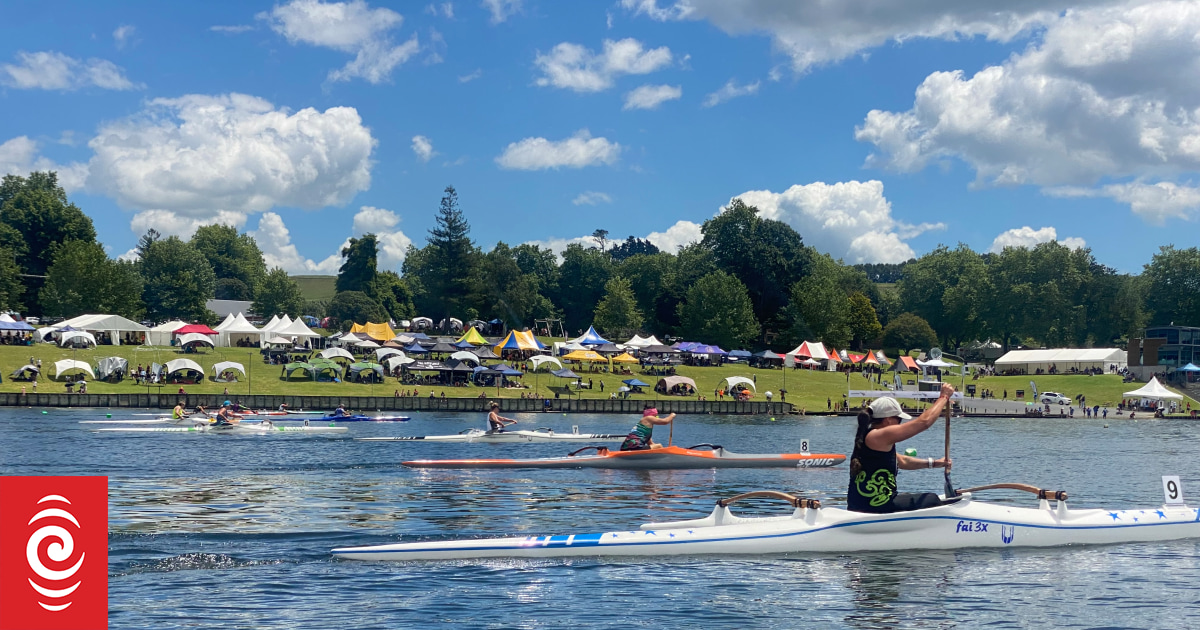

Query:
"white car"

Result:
[[1040, 392, 1071, 405]]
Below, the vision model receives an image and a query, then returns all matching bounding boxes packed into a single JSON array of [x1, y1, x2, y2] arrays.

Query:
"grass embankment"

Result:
[[2, 344, 1193, 412]]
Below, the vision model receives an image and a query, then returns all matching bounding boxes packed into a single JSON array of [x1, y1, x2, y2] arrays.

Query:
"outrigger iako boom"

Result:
[[332, 488, 1200, 561]]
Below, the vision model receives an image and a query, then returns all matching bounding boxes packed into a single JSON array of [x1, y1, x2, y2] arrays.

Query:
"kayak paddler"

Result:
[[333, 404, 350, 417], [619, 405, 676, 451], [172, 401, 186, 420], [214, 401, 239, 426], [848, 384, 954, 513], [487, 401, 517, 433]]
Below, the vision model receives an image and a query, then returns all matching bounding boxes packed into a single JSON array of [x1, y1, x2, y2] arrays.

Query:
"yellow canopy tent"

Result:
[[351, 322, 396, 341], [563, 350, 605, 362], [610, 352, 639, 363], [458, 327, 488, 345]]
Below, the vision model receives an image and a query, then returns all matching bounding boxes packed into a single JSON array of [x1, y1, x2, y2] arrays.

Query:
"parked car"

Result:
[[1040, 392, 1071, 405]]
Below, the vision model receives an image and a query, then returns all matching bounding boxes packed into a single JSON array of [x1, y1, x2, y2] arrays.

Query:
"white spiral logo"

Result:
[[26, 494, 85, 612]]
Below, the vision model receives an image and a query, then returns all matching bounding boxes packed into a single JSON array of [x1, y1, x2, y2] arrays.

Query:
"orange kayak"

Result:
[[402, 444, 846, 470]]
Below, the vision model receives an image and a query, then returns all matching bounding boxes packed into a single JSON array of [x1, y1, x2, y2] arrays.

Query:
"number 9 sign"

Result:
[[1162, 476, 1184, 505]]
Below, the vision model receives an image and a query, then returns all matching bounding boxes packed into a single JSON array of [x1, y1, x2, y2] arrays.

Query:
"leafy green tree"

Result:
[[0, 245, 25, 312], [609, 236, 660, 262], [676, 270, 761, 350], [40, 241, 143, 319], [335, 234, 378, 294], [327, 290, 387, 330], [554, 243, 612, 333], [140, 236, 216, 322], [593, 276, 643, 337], [0, 171, 96, 313], [591, 228, 610, 252], [372, 270, 415, 321], [787, 253, 851, 347], [214, 278, 251, 300], [471, 243, 554, 327], [420, 186, 478, 324], [253, 267, 305, 318], [846, 293, 883, 350], [512, 243, 560, 295], [617, 252, 674, 333], [190, 224, 267, 297], [881, 313, 938, 354], [1143, 245, 1200, 326], [897, 244, 987, 349]]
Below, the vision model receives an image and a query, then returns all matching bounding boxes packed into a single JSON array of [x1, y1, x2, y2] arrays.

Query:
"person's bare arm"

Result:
[[865, 384, 956, 450], [649, 413, 676, 425], [897, 454, 951, 470]]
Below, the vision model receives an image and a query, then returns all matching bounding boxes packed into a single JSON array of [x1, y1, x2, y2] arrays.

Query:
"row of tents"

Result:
[[9, 357, 248, 382]]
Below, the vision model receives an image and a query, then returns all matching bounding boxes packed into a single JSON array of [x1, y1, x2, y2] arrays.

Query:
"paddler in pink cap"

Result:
[[619, 403, 676, 451]]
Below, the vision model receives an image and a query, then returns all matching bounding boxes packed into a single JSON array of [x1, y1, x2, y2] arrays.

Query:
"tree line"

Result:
[[2, 172, 1196, 354]]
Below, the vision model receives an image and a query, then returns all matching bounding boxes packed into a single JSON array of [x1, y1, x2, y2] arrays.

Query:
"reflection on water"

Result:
[[4, 408, 1200, 628]]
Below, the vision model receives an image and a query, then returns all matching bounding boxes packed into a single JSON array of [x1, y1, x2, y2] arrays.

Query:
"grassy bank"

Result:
[[1, 344, 1193, 411]]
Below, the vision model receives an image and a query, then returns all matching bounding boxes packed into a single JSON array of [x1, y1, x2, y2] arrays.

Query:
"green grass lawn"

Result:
[[291, 275, 337, 302], [3, 343, 1194, 411]]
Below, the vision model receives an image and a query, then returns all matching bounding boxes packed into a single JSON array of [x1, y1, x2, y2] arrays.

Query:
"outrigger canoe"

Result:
[[401, 444, 845, 470], [96, 421, 346, 434], [359, 428, 623, 443], [332, 486, 1200, 561]]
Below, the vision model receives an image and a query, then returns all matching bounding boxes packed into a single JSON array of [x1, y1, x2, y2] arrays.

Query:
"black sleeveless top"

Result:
[[847, 427, 898, 513]]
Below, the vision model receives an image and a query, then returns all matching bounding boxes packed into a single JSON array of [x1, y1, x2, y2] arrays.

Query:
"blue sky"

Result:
[[2, 0, 1197, 274]]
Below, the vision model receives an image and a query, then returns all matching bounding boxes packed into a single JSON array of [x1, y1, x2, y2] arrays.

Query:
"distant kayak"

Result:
[[96, 421, 346, 434], [317, 414, 410, 423], [402, 444, 846, 470], [359, 428, 623, 443]]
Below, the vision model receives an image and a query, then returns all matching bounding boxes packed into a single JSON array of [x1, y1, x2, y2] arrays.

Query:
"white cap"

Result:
[[868, 397, 912, 420]]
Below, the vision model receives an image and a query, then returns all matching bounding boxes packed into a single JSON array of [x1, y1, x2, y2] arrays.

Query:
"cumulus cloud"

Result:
[[0, 136, 88, 192], [251, 212, 343, 273], [572, 191, 612, 205], [481, 0, 521, 24], [534, 38, 672, 92], [702, 78, 759, 107], [260, 0, 420, 84], [990, 226, 1086, 252], [86, 93, 375, 221], [621, 0, 1128, 73], [352, 205, 413, 269], [856, 1, 1200, 222], [113, 25, 136, 50], [412, 135, 436, 162], [495, 129, 621, 170], [130, 209, 249, 240], [731, 180, 943, 264], [0, 51, 140, 90], [645, 219, 702, 252], [624, 84, 682, 110]]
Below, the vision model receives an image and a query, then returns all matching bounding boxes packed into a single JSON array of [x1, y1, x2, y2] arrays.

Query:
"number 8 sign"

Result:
[[1162, 476, 1184, 505]]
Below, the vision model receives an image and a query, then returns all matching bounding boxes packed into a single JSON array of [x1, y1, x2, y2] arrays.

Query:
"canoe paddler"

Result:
[[620, 405, 676, 451], [848, 384, 954, 513], [487, 401, 517, 433]]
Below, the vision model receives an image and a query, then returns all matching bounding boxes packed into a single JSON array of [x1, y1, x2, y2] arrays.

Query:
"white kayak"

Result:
[[331, 486, 1200, 561], [82, 415, 212, 425], [96, 421, 346, 434], [358, 428, 623, 443]]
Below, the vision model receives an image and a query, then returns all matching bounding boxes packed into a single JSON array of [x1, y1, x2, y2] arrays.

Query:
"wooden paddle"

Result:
[[943, 398, 955, 498], [668, 414, 674, 447]]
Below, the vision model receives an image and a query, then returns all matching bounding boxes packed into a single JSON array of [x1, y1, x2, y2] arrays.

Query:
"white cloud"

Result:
[[0, 51, 140, 90], [702, 78, 759, 107], [251, 212, 343, 273], [129, 209, 248, 240], [86, 93, 375, 221], [481, 0, 521, 24], [990, 226, 1086, 252], [0, 136, 88, 192], [495, 129, 621, 170], [645, 220, 702, 252], [117, 248, 140, 262], [352, 206, 412, 269], [426, 3, 454, 18], [731, 180, 943, 264], [534, 38, 673, 93], [856, 1, 1200, 222], [1049, 181, 1200, 224], [458, 68, 482, 82], [624, 84, 682, 110], [211, 25, 255, 34], [412, 135, 436, 162], [113, 25, 136, 50], [572, 191, 612, 205], [621, 0, 1128, 74], [260, 0, 420, 84]]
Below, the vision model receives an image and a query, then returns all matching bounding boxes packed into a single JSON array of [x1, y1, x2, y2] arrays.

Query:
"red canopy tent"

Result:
[[174, 324, 218, 335]]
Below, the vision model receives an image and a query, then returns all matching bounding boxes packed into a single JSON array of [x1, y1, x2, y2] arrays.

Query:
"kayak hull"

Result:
[[359, 429, 623, 443], [332, 496, 1200, 561], [318, 415, 410, 422], [401, 446, 845, 470], [96, 423, 346, 434]]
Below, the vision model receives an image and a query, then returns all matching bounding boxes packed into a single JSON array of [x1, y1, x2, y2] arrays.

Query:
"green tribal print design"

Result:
[[855, 469, 896, 507]]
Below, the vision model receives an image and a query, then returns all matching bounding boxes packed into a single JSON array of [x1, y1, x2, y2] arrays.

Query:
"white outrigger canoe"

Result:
[[358, 427, 624, 443], [96, 421, 346, 434], [331, 486, 1200, 561], [82, 415, 212, 425]]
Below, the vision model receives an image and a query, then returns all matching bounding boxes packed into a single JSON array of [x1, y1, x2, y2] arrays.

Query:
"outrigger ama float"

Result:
[[332, 485, 1200, 561]]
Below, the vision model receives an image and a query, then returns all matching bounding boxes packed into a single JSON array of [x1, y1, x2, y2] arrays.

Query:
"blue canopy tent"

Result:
[[453, 340, 476, 349], [1180, 363, 1200, 372], [728, 349, 752, 359], [0, 320, 35, 331], [691, 344, 728, 355], [573, 326, 610, 346], [622, 378, 649, 387], [404, 342, 430, 354]]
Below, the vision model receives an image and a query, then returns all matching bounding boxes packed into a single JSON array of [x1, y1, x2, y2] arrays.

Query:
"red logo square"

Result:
[[0, 476, 108, 630]]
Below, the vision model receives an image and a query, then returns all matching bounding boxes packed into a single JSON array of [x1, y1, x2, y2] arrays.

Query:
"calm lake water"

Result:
[[3, 407, 1200, 628]]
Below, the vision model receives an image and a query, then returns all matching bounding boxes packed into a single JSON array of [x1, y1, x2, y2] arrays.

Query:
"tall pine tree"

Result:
[[423, 186, 477, 327]]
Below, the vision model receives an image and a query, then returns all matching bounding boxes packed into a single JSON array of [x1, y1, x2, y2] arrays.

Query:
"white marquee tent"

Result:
[[994, 348, 1126, 373], [217, 313, 262, 347], [42, 314, 150, 345], [53, 359, 92, 380], [148, 320, 188, 346], [1124, 377, 1183, 400]]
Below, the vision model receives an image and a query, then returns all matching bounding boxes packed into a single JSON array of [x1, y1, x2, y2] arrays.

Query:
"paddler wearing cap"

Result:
[[848, 383, 954, 513], [619, 404, 676, 451]]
